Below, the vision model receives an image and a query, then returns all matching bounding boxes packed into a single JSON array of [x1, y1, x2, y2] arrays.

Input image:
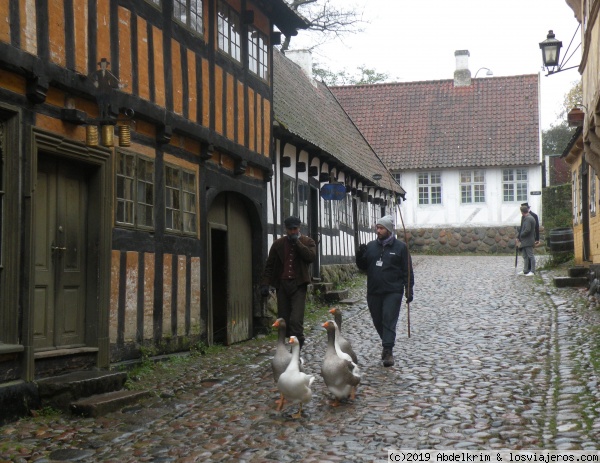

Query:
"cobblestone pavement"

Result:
[[3, 255, 600, 462]]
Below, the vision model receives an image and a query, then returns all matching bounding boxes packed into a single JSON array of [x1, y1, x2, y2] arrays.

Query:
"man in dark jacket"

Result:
[[517, 205, 537, 276], [356, 215, 414, 367], [261, 216, 316, 349], [518, 202, 539, 274]]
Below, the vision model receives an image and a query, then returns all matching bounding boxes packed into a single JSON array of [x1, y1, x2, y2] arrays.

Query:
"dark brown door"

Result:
[[34, 157, 87, 350]]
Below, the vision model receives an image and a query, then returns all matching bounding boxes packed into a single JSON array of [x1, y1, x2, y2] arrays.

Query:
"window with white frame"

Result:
[[282, 176, 295, 219], [392, 172, 401, 185], [338, 195, 349, 225], [116, 151, 155, 229], [418, 172, 442, 205], [591, 166, 596, 217], [217, 1, 241, 63], [323, 198, 332, 229], [460, 170, 485, 204], [173, 0, 203, 34], [165, 164, 197, 235], [298, 180, 308, 225], [248, 26, 268, 80], [502, 168, 528, 202], [360, 197, 369, 226]]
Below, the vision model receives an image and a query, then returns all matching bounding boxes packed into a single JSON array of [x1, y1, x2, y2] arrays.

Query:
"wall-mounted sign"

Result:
[[320, 183, 347, 201], [530, 191, 542, 195]]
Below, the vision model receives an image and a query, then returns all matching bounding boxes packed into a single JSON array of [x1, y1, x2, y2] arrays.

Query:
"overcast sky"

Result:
[[289, 0, 582, 130]]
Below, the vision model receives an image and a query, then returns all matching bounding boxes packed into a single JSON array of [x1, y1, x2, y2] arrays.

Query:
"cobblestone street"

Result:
[[2, 255, 600, 462]]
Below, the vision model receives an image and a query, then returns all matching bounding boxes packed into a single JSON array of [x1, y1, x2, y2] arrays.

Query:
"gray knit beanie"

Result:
[[376, 215, 395, 233]]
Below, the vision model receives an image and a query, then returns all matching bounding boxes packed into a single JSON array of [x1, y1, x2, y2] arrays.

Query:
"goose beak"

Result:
[[272, 320, 280, 328]]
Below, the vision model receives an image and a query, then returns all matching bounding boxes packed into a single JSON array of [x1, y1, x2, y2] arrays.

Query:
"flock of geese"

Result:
[[271, 308, 361, 419]]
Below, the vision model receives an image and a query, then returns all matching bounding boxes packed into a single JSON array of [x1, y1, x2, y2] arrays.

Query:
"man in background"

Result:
[[518, 202, 539, 274], [517, 205, 537, 276]]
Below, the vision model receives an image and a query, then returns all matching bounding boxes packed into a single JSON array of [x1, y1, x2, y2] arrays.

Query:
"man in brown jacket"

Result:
[[261, 216, 316, 349]]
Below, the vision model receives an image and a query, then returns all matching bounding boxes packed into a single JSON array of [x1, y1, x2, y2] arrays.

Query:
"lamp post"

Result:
[[474, 67, 493, 78]]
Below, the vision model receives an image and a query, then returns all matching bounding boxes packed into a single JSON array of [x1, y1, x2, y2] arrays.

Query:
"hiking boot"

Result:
[[382, 349, 394, 367], [381, 348, 386, 360]]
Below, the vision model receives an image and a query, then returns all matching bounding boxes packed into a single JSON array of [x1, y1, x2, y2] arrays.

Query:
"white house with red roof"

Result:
[[331, 50, 543, 230]]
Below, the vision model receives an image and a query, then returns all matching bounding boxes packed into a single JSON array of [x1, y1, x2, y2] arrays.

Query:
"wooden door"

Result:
[[226, 195, 252, 344], [34, 157, 87, 349]]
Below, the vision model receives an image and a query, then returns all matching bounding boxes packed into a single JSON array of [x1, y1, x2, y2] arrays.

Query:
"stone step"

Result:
[[553, 276, 589, 288], [312, 282, 333, 294], [323, 289, 349, 302], [70, 389, 150, 418], [568, 266, 589, 277], [36, 370, 128, 411]]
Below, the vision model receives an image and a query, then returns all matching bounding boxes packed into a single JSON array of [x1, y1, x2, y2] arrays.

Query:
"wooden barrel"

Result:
[[549, 228, 574, 253]]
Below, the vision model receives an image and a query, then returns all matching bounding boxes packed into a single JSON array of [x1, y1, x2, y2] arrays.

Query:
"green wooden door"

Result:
[[226, 195, 252, 344], [34, 157, 87, 350]]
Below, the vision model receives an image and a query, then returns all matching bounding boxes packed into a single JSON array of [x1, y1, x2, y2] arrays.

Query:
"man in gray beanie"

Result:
[[356, 215, 414, 367]]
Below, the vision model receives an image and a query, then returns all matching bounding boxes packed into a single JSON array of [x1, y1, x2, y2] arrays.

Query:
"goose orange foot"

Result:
[[330, 399, 341, 407], [275, 396, 286, 411], [290, 404, 303, 419]]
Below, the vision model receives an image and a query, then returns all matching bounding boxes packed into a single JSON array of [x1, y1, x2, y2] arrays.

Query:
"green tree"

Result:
[[542, 122, 576, 156], [560, 80, 583, 119], [313, 63, 389, 86]]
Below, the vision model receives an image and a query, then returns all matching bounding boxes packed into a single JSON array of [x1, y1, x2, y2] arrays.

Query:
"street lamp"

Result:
[[538, 27, 581, 76], [474, 67, 493, 78]]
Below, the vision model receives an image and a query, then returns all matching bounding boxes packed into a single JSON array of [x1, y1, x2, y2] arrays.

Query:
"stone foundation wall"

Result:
[[400, 226, 546, 254]]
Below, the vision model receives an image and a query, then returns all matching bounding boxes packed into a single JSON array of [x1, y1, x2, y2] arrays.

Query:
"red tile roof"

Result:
[[330, 76, 540, 171]]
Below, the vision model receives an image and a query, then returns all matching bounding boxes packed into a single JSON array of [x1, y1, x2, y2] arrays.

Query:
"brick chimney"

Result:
[[454, 50, 471, 87]]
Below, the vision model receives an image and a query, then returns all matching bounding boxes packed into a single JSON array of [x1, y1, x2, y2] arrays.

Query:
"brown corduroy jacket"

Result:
[[261, 234, 316, 289]]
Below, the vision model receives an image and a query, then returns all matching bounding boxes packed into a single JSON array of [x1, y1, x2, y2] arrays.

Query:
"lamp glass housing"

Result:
[[539, 30, 562, 68]]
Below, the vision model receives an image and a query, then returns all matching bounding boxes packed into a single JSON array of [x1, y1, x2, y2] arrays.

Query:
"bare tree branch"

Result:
[[282, 0, 365, 51]]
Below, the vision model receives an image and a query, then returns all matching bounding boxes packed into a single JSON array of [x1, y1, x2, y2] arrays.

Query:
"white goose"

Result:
[[277, 336, 314, 418], [321, 320, 361, 407], [329, 307, 358, 364], [271, 318, 292, 410]]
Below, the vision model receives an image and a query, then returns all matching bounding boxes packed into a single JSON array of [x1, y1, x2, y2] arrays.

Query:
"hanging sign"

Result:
[[320, 183, 347, 201]]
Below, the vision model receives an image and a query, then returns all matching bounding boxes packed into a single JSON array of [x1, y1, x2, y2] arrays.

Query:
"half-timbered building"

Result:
[[0, 0, 306, 413]]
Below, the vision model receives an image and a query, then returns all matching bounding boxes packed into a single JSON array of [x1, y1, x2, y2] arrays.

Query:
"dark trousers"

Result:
[[521, 246, 535, 274], [277, 279, 307, 347], [367, 292, 403, 350]]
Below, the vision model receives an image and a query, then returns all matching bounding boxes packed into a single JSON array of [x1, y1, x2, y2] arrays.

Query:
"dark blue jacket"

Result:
[[356, 238, 414, 296]]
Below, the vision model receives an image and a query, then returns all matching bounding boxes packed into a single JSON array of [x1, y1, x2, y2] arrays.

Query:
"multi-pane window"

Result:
[[323, 198, 332, 229], [460, 170, 485, 204], [502, 168, 528, 202], [392, 172, 401, 186], [116, 151, 154, 229], [418, 172, 442, 205], [338, 195, 349, 225], [248, 27, 269, 79], [165, 165, 197, 235], [298, 180, 308, 225], [591, 166, 596, 217], [361, 198, 369, 226], [218, 1, 241, 63], [282, 176, 295, 219], [173, 0, 203, 34]]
